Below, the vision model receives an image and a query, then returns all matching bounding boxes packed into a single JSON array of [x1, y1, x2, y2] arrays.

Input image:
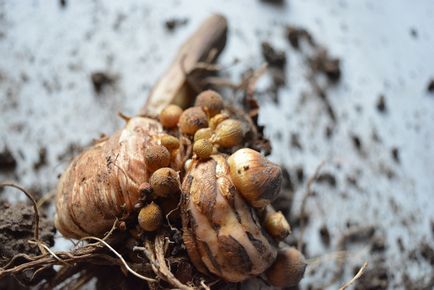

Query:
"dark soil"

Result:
[[376, 95, 387, 113], [165, 18, 189, 32], [0, 202, 56, 266], [91, 72, 116, 94], [0, 147, 17, 173], [33, 147, 47, 170], [427, 79, 434, 93]]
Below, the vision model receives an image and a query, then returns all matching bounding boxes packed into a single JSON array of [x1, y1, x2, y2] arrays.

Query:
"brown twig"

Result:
[[338, 261, 368, 290]]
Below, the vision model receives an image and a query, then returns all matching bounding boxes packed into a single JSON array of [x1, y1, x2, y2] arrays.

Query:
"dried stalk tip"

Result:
[[214, 119, 244, 148], [144, 145, 171, 172], [263, 209, 291, 240], [265, 247, 307, 288], [150, 167, 180, 198], [228, 148, 282, 208], [138, 202, 163, 232], [160, 104, 183, 129], [193, 139, 213, 160], [160, 134, 180, 151], [178, 107, 208, 135], [195, 90, 224, 117], [194, 127, 213, 142]]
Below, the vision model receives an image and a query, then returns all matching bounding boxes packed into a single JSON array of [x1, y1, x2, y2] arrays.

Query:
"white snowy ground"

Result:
[[1, 0, 433, 289]]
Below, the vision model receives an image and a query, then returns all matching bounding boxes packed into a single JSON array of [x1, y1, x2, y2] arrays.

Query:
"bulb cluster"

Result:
[[55, 89, 306, 289]]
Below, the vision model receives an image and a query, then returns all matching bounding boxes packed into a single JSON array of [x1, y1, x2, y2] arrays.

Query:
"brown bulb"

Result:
[[150, 167, 180, 198], [228, 148, 282, 208], [194, 127, 213, 142], [178, 107, 208, 135], [160, 105, 183, 129], [263, 206, 291, 240], [265, 247, 306, 288], [214, 119, 244, 148], [144, 145, 171, 172], [160, 134, 180, 151], [195, 90, 224, 117], [193, 139, 213, 160], [138, 202, 162, 232]]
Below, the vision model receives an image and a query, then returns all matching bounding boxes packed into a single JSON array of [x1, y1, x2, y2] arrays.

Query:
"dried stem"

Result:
[[80, 236, 156, 283], [338, 261, 368, 290]]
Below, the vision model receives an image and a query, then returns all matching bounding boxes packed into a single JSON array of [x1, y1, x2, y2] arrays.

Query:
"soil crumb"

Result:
[[261, 42, 286, 68], [0, 147, 17, 172], [376, 94, 387, 113], [91, 72, 116, 94], [33, 147, 47, 170], [260, 0, 285, 6], [0, 202, 55, 266], [427, 79, 434, 93], [165, 18, 189, 32], [286, 26, 315, 49]]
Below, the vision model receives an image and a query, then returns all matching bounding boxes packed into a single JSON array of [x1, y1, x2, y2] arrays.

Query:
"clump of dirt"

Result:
[[376, 94, 387, 113], [33, 147, 47, 170], [0, 147, 17, 173], [0, 202, 56, 266], [260, 0, 285, 6], [261, 41, 287, 103], [286, 26, 315, 50], [164, 18, 188, 32], [308, 49, 341, 83], [427, 79, 434, 93], [91, 72, 117, 94]]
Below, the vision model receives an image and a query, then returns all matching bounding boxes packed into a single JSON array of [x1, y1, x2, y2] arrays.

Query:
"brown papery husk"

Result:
[[55, 117, 163, 239]]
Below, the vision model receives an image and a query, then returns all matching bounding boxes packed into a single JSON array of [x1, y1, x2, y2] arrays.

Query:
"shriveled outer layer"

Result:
[[55, 117, 163, 239], [181, 155, 277, 282]]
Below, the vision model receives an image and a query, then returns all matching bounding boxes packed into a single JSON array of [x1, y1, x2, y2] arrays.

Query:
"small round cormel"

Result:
[[214, 119, 244, 148], [194, 128, 213, 142], [209, 113, 229, 130], [178, 107, 208, 135], [263, 209, 291, 240], [160, 105, 183, 129], [137, 202, 163, 232], [265, 247, 306, 288], [160, 134, 180, 151], [144, 145, 171, 172], [193, 139, 213, 160], [228, 148, 282, 208], [150, 167, 180, 198], [195, 90, 224, 117]]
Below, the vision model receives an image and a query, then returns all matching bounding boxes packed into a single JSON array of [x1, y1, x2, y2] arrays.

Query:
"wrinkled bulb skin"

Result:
[[181, 155, 277, 282], [55, 92, 304, 287], [55, 117, 163, 239], [228, 148, 283, 208]]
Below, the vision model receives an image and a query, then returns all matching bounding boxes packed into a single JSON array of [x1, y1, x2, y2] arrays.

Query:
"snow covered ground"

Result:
[[1, 0, 433, 288]]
